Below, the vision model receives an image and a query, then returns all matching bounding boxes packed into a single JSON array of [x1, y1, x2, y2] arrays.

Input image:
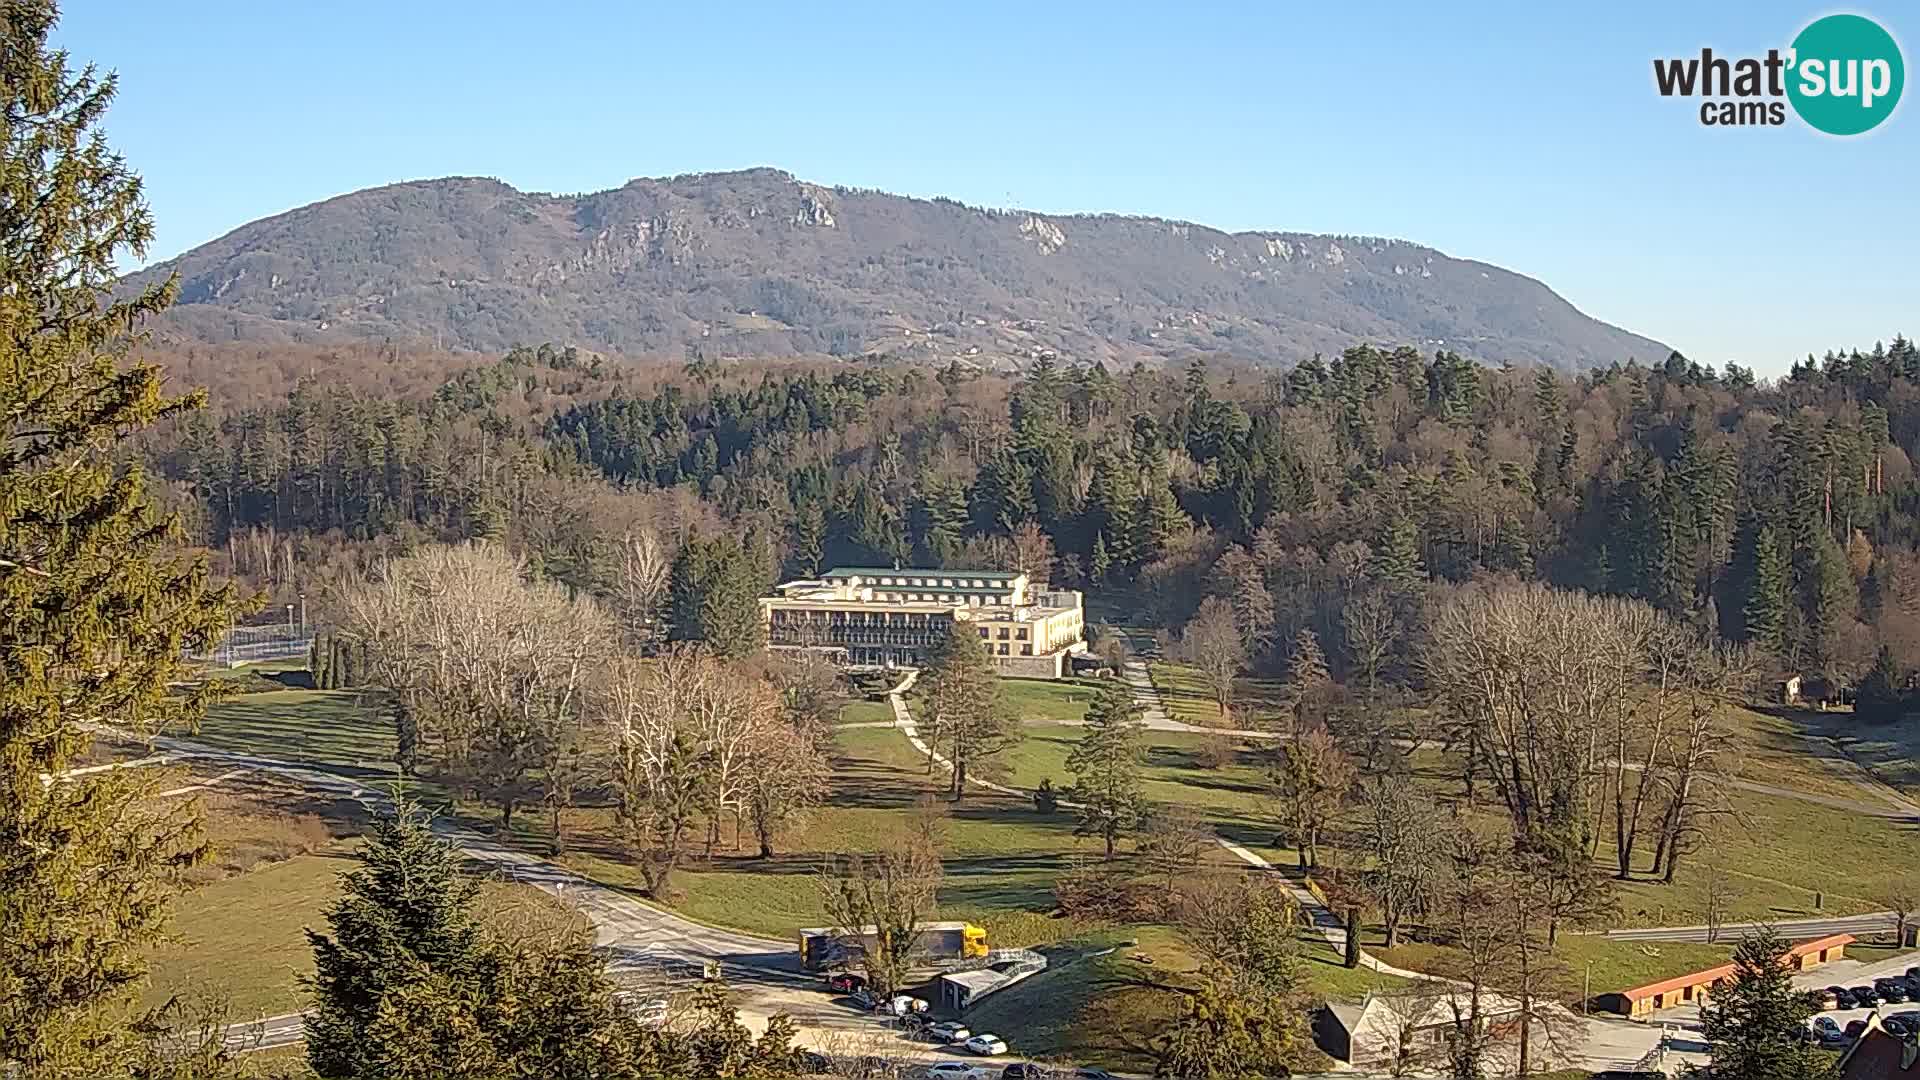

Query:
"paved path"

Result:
[[87, 726, 849, 1052], [1604, 912, 1899, 945]]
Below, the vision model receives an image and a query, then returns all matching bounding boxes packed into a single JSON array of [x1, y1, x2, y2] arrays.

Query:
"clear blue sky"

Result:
[[57, 1, 1917, 374]]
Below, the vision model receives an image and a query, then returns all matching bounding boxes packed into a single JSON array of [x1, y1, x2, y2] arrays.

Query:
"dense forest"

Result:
[[144, 336, 1920, 688]]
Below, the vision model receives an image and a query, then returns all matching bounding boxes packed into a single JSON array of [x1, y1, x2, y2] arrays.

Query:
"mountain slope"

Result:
[[131, 167, 1667, 371]]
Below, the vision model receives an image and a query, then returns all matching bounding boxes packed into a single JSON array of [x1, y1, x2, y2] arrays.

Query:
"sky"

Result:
[[56, 1, 1918, 375]]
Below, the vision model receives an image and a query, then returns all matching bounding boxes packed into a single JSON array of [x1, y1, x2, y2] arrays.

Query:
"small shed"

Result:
[[937, 968, 1011, 1012]]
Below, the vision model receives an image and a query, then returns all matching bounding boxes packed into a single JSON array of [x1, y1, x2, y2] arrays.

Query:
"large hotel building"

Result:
[[760, 567, 1086, 678]]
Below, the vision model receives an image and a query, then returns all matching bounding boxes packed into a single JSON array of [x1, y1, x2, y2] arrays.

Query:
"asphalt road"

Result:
[[1604, 912, 1899, 944], [94, 726, 892, 1054]]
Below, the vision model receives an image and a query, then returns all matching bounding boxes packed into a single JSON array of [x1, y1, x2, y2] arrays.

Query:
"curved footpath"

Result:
[[83, 725, 864, 1052], [887, 664, 1703, 1074]]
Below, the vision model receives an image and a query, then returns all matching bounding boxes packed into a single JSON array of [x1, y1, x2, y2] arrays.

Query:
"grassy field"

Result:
[[146, 843, 357, 1015], [1373, 933, 1735, 1003], [194, 689, 400, 776], [835, 698, 895, 726], [1146, 661, 1285, 728]]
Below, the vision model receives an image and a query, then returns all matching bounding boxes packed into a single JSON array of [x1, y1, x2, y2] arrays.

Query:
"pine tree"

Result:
[[394, 696, 420, 776], [1090, 532, 1113, 585], [1687, 929, 1834, 1080], [1065, 683, 1146, 858], [1371, 514, 1426, 591], [1744, 527, 1789, 651], [920, 622, 1016, 799], [306, 798, 489, 1077], [0, 6, 241, 1070], [1857, 645, 1905, 723]]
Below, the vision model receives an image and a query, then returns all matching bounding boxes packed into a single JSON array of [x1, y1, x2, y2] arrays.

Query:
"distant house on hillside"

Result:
[[1777, 675, 1803, 705]]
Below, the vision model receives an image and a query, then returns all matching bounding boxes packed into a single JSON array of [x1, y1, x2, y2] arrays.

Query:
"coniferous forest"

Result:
[[145, 336, 1920, 689]]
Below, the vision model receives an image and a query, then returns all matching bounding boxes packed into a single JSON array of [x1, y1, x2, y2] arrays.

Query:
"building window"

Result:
[[978, 628, 989, 639], [1021, 645, 1032, 655], [972, 579, 985, 588], [997, 644, 1009, 655], [997, 628, 1009, 639], [1017, 628, 1029, 640]]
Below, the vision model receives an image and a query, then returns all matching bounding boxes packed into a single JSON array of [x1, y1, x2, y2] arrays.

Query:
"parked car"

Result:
[[1000, 1065, 1050, 1080], [1830, 985, 1856, 1009], [1884, 1013, 1920, 1038], [1815, 989, 1840, 1010], [1846, 1019, 1871, 1042], [1072, 1071, 1117, 1080], [799, 1051, 833, 1074], [1853, 985, 1882, 1007], [1813, 1016, 1841, 1035], [1879, 978, 1910, 1004], [828, 972, 868, 995], [1821, 1024, 1852, 1049], [925, 1063, 989, 1080], [963, 1034, 1010, 1056], [925, 1021, 972, 1043]]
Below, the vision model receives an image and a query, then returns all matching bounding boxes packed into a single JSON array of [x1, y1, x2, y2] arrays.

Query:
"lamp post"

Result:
[[286, 603, 295, 645], [298, 592, 306, 636]]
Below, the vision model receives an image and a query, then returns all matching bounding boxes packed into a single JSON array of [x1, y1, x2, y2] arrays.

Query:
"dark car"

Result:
[[1854, 985, 1882, 1007], [1830, 985, 1856, 1008], [799, 1051, 833, 1075], [1884, 1013, 1920, 1039], [1847, 1019, 1871, 1042], [1000, 1066, 1051, 1080], [1073, 1072, 1117, 1080], [828, 972, 868, 995], [1878, 978, 1911, 1004]]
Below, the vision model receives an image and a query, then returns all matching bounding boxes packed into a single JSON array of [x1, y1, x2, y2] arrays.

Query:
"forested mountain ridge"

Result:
[[126, 167, 1667, 371], [152, 337, 1920, 693]]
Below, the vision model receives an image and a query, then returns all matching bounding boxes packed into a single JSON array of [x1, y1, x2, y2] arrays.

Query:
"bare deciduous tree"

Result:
[[1173, 596, 1245, 722], [613, 528, 673, 647], [1271, 725, 1355, 870], [817, 834, 943, 999], [343, 541, 609, 836], [1343, 587, 1403, 701]]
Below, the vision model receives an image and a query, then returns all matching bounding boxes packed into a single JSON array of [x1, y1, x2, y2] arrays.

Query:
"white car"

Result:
[[962, 1034, 1008, 1056], [925, 1021, 971, 1042], [925, 1063, 987, 1080]]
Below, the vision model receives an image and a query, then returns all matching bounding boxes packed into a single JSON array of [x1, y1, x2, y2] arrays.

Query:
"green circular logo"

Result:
[[1788, 14, 1904, 135]]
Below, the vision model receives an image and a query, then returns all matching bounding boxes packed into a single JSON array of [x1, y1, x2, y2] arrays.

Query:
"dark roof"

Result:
[[1842, 1023, 1920, 1078], [824, 567, 1022, 580]]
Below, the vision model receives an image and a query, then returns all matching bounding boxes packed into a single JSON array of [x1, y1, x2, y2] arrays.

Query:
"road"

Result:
[[88, 725, 922, 1055], [1605, 912, 1899, 945]]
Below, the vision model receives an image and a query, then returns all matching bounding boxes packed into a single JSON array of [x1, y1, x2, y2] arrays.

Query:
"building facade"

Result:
[[761, 567, 1086, 678]]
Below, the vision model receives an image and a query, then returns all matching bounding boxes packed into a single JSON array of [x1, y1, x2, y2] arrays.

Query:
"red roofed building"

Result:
[[1595, 933, 1854, 1019]]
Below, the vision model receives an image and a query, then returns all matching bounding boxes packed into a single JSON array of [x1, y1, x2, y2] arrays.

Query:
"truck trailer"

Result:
[[797, 921, 988, 971]]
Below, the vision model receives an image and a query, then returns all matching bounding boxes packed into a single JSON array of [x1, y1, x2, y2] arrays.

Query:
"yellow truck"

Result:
[[797, 921, 988, 971]]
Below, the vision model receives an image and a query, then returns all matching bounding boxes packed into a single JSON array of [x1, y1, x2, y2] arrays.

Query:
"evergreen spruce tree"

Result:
[[1744, 527, 1789, 651], [1371, 514, 1426, 591], [305, 798, 489, 1077], [1090, 532, 1113, 585], [0, 6, 241, 1070], [1856, 645, 1904, 723], [1065, 683, 1146, 858], [1686, 929, 1834, 1080]]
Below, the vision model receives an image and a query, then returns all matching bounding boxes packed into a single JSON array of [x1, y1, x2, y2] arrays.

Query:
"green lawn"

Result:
[[535, 724, 1097, 946], [1000, 678, 1100, 725], [1146, 661, 1285, 728], [194, 689, 399, 776], [148, 837, 586, 1019], [146, 843, 358, 1016], [1373, 934, 1734, 1003], [836, 699, 895, 726]]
